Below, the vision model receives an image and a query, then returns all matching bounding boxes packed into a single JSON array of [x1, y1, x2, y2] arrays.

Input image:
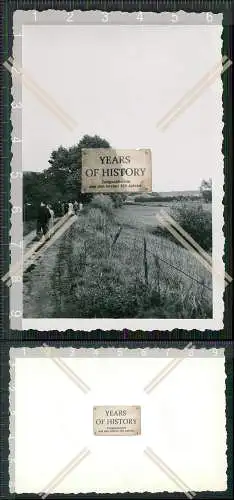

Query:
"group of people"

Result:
[[36, 200, 83, 239], [59, 200, 82, 216]]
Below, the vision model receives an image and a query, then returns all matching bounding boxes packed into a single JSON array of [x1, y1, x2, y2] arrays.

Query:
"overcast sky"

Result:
[[21, 23, 222, 191]]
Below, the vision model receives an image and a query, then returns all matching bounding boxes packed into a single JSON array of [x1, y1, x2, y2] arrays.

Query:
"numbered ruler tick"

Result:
[[93, 405, 141, 436]]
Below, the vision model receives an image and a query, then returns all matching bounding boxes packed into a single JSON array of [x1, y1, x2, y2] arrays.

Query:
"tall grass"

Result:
[[52, 198, 212, 319], [151, 202, 212, 253], [89, 194, 114, 216], [173, 203, 212, 252]]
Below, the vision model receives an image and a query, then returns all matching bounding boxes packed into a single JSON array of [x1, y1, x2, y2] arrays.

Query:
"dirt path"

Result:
[[23, 216, 75, 318], [23, 236, 62, 318], [23, 228, 37, 250], [23, 218, 60, 251]]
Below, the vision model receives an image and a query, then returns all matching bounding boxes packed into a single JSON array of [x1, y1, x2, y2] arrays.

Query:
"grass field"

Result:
[[52, 199, 212, 319], [115, 204, 165, 230]]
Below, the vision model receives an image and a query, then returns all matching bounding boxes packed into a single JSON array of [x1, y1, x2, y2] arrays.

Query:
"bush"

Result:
[[86, 207, 108, 232], [134, 195, 202, 203], [173, 203, 212, 252], [135, 195, 161, 203], [110, 193, 126, 208], [90, 194, 114, 216], [201, 190, 212, 203]]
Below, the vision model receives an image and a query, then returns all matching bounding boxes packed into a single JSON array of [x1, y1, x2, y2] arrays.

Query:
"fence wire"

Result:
[[116, 226, 212, 292]]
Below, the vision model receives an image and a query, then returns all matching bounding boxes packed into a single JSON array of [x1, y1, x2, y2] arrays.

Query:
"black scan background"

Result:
[[0, 1, 233, 499]]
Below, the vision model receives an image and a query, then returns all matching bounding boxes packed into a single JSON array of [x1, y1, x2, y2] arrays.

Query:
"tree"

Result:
[[23, 134, 112, 217], [200, 178, 212, 203], [47, 134, 111, 202], [23, 171, 49, 219]]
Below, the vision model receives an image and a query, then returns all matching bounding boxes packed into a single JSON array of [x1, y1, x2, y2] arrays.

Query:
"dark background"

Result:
[[0, 1, 233, 499]]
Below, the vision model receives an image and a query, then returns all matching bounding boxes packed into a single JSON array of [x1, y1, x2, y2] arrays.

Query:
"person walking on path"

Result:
[[47, 204, 55, 238], [68, 201, 74, 215], [73, 200, 79, 215], [61, 202, 65, 216], [36, 202, 51, 240], [64, 201, 69, 214]]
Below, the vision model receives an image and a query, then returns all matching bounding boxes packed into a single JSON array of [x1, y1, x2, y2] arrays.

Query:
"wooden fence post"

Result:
[[110, 226, 122, 257], [143, 237, 148, 286], [153, 254, 160, 293], [83, 240, 87, 268]]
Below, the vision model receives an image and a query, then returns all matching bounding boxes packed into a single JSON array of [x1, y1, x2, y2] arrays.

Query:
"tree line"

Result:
[[23, 133, 212, 221], [23, 134, 125, 220]]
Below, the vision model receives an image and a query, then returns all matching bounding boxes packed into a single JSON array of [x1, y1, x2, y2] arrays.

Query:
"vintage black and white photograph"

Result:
[[10, 11, 225, 330]]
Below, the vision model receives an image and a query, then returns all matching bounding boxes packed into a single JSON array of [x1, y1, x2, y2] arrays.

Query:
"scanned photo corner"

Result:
[[5, 9, 229, 330], [9, 347, 227, 493]]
